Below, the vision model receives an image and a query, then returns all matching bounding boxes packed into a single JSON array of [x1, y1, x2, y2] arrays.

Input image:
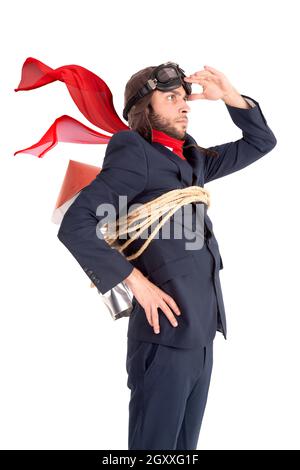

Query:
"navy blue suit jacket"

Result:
[[57, 94, 277, 348]]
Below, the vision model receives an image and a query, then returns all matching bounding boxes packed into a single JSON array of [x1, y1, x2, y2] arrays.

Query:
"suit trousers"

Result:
[[126, 336, 214, 450]]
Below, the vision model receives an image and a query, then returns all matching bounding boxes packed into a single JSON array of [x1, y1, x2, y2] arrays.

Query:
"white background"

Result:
[[1, 0, 299, 450]]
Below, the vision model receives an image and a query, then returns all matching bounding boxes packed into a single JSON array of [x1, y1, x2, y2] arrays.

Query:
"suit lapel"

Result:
[[151, 132, 203, 187], [183, 134, 204, 186]]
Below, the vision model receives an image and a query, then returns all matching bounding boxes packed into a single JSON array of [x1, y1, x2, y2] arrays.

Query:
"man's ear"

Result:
[[146, 103, 153, 120]]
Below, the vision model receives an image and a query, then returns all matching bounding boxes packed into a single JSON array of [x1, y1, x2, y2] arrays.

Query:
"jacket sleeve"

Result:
[[57, 130, 148, 294], [203, 94, 277, 183]]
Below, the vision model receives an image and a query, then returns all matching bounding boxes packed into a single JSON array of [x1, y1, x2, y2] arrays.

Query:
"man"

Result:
[[57, 63, 277, 449]]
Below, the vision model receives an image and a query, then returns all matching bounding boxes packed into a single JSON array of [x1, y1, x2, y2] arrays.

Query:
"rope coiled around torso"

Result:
[[101, 185, 211, 261]]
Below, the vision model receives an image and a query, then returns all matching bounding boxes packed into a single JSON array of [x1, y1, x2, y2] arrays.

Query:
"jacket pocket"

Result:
[[144, 342, 161, 378], [146, 254, 197, 286]]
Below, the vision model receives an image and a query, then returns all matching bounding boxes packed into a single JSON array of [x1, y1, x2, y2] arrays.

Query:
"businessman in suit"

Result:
[[57, 63, 277, 449]]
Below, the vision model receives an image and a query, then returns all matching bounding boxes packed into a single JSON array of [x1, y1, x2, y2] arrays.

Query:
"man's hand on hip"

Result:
[[124, 268, 181, 335]]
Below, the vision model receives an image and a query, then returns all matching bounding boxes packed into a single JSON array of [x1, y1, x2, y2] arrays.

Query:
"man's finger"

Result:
[[188, 94, 206, 101], [159, 301, 178, 327], [204, 65, 222, 75], [151, 306, 160, 334], [145, 307, 153, 327], [161, 292, 181, 316]]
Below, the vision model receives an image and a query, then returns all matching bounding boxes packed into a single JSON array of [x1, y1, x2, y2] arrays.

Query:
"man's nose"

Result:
[[180, 102, 191, 113]]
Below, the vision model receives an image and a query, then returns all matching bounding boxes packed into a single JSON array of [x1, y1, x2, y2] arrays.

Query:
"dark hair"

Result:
[[124, 66, 219, 158]]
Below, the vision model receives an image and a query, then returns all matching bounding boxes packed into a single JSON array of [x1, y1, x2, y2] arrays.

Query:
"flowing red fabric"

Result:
[[14, 57, 129, 157]]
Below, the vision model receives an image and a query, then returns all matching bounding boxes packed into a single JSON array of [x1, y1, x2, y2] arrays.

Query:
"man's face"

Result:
[[148, 85, 191, 140]]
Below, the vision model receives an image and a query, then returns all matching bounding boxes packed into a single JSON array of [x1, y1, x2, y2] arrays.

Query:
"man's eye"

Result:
[[167, 94, 188, 101]]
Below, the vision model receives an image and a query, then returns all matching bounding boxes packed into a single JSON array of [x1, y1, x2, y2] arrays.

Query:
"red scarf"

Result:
[[14, 57, 186, 160], [151, 128, 187, 160], [14, 57, 129, 157]]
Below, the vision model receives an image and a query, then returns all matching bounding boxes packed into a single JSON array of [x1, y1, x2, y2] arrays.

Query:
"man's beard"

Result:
[[148, 106, 186, 140]]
